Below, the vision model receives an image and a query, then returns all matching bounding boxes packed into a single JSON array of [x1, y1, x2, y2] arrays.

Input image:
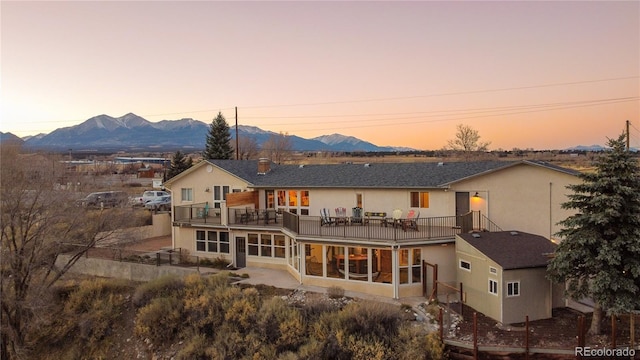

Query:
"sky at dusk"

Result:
[[2, 1, 639, 150]]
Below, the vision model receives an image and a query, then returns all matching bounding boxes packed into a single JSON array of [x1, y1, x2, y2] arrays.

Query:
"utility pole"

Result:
[[626, 120, 630, 151], [235, 106, 239, 160]]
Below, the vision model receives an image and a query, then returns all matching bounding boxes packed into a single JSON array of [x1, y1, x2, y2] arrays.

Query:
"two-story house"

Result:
[[163, 159, 579, 300]]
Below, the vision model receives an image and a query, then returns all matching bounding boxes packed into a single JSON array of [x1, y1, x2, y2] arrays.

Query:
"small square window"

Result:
[[489, 267, 497, 275]]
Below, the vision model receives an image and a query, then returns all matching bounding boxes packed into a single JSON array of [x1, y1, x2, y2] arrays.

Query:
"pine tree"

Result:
[[548, 133, 640, 334], [202, 112, 234, 160], [167, 150, 192, 179]]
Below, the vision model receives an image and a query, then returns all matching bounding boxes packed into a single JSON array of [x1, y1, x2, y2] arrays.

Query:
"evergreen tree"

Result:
[[166, 150, 192, 179], [548, 133, 640, 334], [202, 112, 234, 160]]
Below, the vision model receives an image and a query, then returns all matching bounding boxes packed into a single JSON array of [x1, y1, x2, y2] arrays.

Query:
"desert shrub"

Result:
[[327, 285, 345, 299], [344, 334, 388, 360], [33, 278, 132, 359], [392, 325, 445, 360], [135, 296, 183, 344], [176, 333, 210, 360], [339, 301, 402, 339], [197, 257, 229, 268], [211, 325, 246, 359], [300, 296, 340, 322], [132, 274, 184, 307], [257, 297, 306, 352], [224, 297, 258, 333]]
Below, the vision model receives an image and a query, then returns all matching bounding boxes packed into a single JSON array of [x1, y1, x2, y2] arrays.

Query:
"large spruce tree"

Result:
[[548, 133, 640, 334], [202, 112, 234, 160]]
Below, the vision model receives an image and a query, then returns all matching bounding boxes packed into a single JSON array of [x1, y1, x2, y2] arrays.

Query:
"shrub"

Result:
[[327, 285, 345, 299], [257, 297, 306, 352], [132, 274, 184, 307], [135, 296, 183, 344], [176, 333, 210, 360]]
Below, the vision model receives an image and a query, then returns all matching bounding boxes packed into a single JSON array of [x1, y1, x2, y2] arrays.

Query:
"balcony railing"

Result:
[[173, 203, 222, 225], [173, 205, 500, 242]]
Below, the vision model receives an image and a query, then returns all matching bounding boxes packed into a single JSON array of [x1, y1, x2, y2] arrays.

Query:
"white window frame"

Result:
[[507, 281, 520, 297], [181, 188, 193, 202], [489, 266, 497, 275], [459, 259, 471, 271], [489, 279, 498, 295]]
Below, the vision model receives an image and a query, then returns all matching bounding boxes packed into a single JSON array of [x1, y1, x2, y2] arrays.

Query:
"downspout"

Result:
[[549, 182, 553, 240]]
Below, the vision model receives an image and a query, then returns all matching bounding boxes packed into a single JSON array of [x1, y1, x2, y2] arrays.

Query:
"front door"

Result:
[[455, 192, 470, 227], [235, 237, 246, 268]]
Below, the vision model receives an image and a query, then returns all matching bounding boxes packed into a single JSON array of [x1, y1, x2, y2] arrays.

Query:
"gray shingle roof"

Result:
[[458, 231, 557, 270], [207, 159, 579, 189]]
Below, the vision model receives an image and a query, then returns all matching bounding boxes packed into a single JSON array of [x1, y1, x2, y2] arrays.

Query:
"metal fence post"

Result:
[[473, 312, 478, 360], [525, 315, 529, 360]]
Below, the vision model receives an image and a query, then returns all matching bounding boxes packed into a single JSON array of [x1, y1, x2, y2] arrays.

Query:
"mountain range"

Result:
[[1, 113, 633, 153], [2, 113, 412, 153]]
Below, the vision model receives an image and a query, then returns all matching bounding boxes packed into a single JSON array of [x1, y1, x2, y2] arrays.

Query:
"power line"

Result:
[[238, 76, 639, 110], [241, 97, 638, 126], [278, 97, 638, 133]]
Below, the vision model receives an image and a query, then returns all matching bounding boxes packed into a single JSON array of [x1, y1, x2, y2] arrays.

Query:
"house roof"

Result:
[[204, 159, 579, 189], [457, 231, 557, 270]]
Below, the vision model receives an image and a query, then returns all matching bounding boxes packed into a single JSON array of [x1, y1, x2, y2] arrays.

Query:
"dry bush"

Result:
[[257, 297, 306, 352], [132, 274, 184, 307], [31, 278, 132, 359], [393, 324, 445, 360], [175, 333, 210, 360], [327, 285, 345, 299], [135, 296, 183, 343]]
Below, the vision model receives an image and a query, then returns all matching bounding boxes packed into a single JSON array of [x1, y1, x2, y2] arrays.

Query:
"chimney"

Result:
[[257, 158, 271, 175]]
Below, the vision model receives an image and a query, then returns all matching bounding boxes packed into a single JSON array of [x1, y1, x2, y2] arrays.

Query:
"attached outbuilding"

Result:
[[456, 231, 559, 324]]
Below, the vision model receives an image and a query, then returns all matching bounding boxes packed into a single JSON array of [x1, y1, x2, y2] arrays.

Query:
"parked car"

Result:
[[130, 190, 169, 207], [145, 195, 171, 211], [77, 191, 129, 208]]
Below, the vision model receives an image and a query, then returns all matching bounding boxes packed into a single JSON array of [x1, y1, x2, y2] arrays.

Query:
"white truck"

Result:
[[130, 190, 169, 207]]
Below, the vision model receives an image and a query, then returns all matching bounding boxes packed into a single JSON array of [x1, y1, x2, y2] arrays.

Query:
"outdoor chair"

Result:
[[334, 207, 348, 225], [351, 207, 364, 225], [320, 208, 335, 226], [384, 209, 403, 228], [402, 209, 420, 231]]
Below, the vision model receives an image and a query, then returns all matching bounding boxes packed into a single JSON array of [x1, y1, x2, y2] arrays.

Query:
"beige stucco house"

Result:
[[163, 159, 579, 300], [456, 231, 561, 324]]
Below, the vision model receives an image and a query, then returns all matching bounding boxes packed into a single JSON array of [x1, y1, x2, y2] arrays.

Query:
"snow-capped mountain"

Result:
[[20, 113, 412, 152]]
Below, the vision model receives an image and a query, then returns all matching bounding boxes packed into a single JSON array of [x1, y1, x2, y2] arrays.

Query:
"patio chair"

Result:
[[320, 208, 335, 226], [335, 207, 348, 225], [384, 209, 403, 228], [351, 207, 364, 225], [402, 209, 420, 231]]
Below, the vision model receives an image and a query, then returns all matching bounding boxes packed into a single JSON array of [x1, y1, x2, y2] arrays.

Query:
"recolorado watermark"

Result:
[[575, 346, 636, 357]]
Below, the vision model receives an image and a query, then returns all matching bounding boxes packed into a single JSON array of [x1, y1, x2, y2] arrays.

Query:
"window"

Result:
[[213, 186, 230, 208], [410, 192, 430, 208], [261, 234, 272, 257], [274, 235, 286, 258], [489, 267, 497, 275], [247, 234, 259, 256], [266, 190, 275, 209], [195, 230, 229, 254], [459, 259, 471, 271], [181, 188, 193, 202], [489, 279, 498, 295], [411, 249, 421, 284], [276, 190, 310, 215], [507, 281, 520, 297], [247, 233, 285, 258]]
